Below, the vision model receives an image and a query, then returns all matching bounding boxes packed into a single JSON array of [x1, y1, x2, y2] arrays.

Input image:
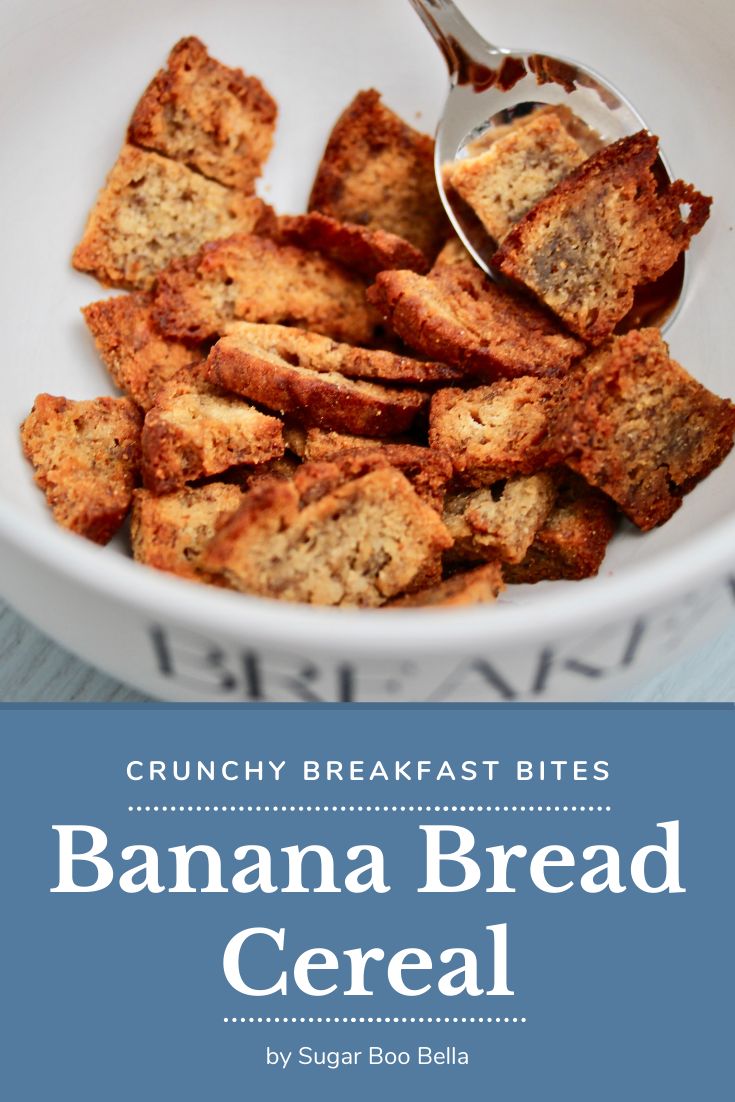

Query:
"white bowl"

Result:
[[1, 0, 734, 702]]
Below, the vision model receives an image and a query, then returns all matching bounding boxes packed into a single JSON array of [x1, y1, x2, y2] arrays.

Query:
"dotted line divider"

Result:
[[223, 1015, 526, 1024], [128, 804, 612, 813]]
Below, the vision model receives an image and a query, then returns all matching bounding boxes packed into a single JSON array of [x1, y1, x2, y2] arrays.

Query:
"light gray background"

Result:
[[2, 598, 733, 702]]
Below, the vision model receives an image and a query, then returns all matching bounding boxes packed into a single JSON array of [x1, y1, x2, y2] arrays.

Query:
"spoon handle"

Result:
[[408, 0, 502, 77]]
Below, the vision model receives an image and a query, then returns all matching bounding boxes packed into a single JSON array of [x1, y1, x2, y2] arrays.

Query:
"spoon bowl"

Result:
[[409, 0, 685, 330]]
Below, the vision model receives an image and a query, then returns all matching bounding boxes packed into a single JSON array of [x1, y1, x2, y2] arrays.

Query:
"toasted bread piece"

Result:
[[447, 110, 588, 242], [239, 453, 301, 489], [206, 328, 427, 437], [153, 234, 376, 344], [277, 212, 430, 277], [20, 394, 141, 544], [444, 473, 558, 564], [493, 132, 711, 344], [81, 293, 202, 410], [308, 89, 448, 258], [368, 263, 584, 379], [430, 377, 564, 486], [193, 452, 301, 493], [369, 444, 452, 512], [128, 36, 276, 191], [504, 472, 616, 583], [202, 467, 453, 606], [72, 145, 275, 291], [293, 446, 451, 512], [141, 371, 284, 493], [463, 105, 604, 161], [558, 328, 735, 530], [388, 562, 504, 608], [302, 427, 412, 461], [131, 483, 244, 583], [218, 321, 462, 385]]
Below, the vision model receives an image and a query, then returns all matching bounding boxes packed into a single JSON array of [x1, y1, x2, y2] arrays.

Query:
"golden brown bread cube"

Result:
[[446, 109, 588, 242], [72, 145, 275, 291], [128, 36, 277, 191], [367, 262, 584, 380], [292, 446, 451, 513], [153, 234, 376, 344], [463, 105, 604, 161], [429, 377, 564, 486], [237, 452, 301, 490], [558, 328, 735, 530], [141, 371, 284, 494], [492, 132, 711, 344], [206, 327, 428, 437], [301, 427, 376, 460], [81, 293, 202, 411], [443, 473, 558, 564], [299, 427, 416, 460], [277, 212, 430, 278], [387, 562, 504, 608], [504, 473, 616, 583], [308, 89, 448, 260], [20, 394, 142, 544], [131, 483, 244, 583], [217, 321, 461, 385], [198, 452, 302, 493], [202, 467, 453, 606]]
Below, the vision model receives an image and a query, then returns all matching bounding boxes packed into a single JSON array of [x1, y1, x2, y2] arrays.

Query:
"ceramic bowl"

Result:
[[0, 0, 733, 701]]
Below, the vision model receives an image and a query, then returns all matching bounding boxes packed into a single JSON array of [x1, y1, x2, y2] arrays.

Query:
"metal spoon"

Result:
[[409, 0, 684, 330]]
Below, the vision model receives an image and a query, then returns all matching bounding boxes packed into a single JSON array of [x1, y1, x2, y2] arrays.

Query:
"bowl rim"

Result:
[[1, 495, 733, 654]]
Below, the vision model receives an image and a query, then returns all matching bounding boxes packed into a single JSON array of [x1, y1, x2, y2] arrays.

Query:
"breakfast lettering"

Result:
[[49, 821, 684, 998]]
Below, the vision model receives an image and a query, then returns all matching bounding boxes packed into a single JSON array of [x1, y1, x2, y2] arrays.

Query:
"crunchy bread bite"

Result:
[[293, 446, 451, 512], [558, 328, 735, 530], [206, 328, 427, 437], [202, 467, 453, 606], [20, 394, 141, 544], [128, 36, 276, 191], [197, 452, 301, 493], [153, 233, 376, 344], [388, 562, 504, 608], [368, 263, 584, 379], [131, 483, 244, 583], [304, 427, 365, 459], [504, 473, 616, 583], [364, 445, 451, 512], [238, 452, 301, 489], [219, 321, 462, 385], [447, 110, 588, 242], [141, 371, 284, 494], [463, 105, 603, 162], [277, 212, 430, 278], [72, 145, 275, 291], [430, 377, 564, 486], [444, 473, 558, 564], [308, 89, 448, 259], [81, 293, 201, 410], [302, 427, 411, 461], [493, 131, 711, 344]]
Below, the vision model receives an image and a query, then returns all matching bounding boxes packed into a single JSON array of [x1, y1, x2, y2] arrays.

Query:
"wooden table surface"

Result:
[[2, 598, 734, 702]]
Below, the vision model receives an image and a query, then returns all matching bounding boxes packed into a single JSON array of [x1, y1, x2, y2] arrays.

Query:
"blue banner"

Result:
[[2, 704, 732, 1100]]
